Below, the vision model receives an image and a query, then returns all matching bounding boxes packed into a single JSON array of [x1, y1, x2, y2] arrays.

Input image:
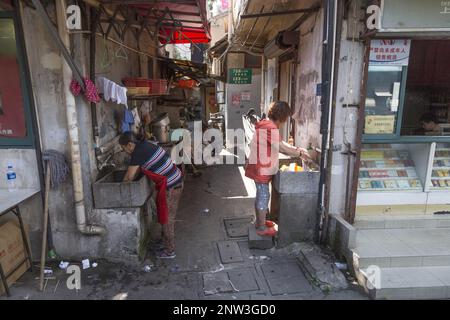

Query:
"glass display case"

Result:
[[358, 144, 423, 192], [430, 143, 450, 190]]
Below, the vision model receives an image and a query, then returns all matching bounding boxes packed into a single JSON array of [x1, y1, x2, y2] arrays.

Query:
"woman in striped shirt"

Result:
[[120, 132, 183, 258]]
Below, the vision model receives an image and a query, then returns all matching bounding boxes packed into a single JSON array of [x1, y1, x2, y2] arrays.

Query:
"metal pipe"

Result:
[[56, 0, 105, 236], [315, 0, 337, 244], [320, 0, 344, 244], [240, 7, 320, 19], [228, 0, 233, 44], [90, 6, 100, 147]]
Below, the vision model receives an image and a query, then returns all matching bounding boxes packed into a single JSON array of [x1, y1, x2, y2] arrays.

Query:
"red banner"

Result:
[[0, 56, 27, 138]]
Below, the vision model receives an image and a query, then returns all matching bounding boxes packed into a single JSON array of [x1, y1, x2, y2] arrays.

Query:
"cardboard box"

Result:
[[0, 221, 30, 295]]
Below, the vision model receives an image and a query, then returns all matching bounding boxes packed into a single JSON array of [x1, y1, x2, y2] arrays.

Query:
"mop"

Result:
[[39, 150, 70, 291]]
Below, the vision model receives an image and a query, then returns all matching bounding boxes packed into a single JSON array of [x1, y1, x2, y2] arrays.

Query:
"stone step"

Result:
[[357, 266, 450, 300], [352, 228, 450, 269], [354, 215, 450, 230], [248, 226, 274, 250]]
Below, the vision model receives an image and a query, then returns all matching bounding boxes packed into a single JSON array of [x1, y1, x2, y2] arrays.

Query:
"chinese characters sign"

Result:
[[365, 115, 396, 134], [369, 39, 410, 66], [228, 68, 252, 84]]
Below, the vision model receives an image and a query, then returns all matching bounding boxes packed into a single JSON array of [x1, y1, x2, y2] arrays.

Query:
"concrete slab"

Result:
[[261, 262, 312, 295], [228, 269, 259, 292], [224, 217, 253, 238], [248, 227, 274, 250], [202, 273, 234, 295], [217, 241, 244, 264]]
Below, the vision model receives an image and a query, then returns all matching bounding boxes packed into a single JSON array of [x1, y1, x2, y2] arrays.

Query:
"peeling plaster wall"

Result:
[[13, 3, 157, 259], [327, 1, 365, 216], [292, 8, 323, 150]]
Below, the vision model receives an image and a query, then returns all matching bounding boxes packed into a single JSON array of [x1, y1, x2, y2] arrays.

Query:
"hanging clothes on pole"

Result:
[[96, 76, 128, 107]]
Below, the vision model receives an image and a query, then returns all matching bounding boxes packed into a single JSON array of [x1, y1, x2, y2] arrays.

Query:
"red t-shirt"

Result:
[[245, 119, 281, 183]]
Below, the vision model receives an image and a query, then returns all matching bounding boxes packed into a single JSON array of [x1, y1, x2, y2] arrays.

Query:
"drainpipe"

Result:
[[315, 0, 337, 243], [55, 0, 105, 236], [228, 0, 233, 44]]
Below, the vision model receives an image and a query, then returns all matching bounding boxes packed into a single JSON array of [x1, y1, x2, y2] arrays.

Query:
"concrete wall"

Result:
[[292, 9, 324, 150], [327, 0, 365, 216], [6, 3, 158, 260]]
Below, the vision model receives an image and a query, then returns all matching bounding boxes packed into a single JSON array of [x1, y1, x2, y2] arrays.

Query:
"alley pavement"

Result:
[[1, 165, 366, 300]]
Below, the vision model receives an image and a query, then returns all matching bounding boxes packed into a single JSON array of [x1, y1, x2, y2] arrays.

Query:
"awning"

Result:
[[208, 36, 228, 57], [163, 58, 220, 84], [130, 0, 210, 44]]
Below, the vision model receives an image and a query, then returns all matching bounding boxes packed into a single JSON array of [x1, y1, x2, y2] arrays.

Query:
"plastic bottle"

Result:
[[6, 163, 17, 192]]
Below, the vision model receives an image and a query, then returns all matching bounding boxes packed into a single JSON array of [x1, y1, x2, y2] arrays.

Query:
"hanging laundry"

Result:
[[69, 78, 100, 103], [131, 107, 141, 134], [96, 76, 128, 107], [121, 109, 134, 133]]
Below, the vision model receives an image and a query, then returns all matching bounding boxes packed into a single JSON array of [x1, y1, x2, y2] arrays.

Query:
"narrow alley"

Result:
[[1, 165, 365, 300]]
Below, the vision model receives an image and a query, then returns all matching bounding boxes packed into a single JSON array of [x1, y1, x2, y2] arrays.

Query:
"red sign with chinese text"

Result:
[[0, 57, 27, 138]]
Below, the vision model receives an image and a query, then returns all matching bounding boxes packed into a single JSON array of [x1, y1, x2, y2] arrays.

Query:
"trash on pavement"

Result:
[[44, 268, 53, 275], [82, 259, 90, 270], [144, 265, 153, 272], [92, 262, 98, 268], [59, 261, 69, 269]]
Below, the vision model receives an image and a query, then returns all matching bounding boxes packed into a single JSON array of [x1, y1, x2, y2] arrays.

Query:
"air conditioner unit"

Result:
[[264, 31, 300, 59]]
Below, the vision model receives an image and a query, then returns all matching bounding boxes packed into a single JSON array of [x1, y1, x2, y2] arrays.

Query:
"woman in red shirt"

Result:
[[245, 101, 310, 236]]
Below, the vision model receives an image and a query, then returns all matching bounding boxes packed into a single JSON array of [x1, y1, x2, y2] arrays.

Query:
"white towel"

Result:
[[96, 76, 128, 108]]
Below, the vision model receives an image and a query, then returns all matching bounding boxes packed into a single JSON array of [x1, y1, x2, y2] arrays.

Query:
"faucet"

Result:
[[97, 153, 116, 171]]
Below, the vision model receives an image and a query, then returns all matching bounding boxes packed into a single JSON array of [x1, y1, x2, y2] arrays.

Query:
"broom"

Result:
[[39, 150, 70, 291]]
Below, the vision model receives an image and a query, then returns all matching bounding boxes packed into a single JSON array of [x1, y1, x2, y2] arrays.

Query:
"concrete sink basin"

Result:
[[93, 170, 153, 209]]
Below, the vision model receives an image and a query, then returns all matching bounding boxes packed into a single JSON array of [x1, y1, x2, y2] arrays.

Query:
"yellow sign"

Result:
[[365, 115, 396, 134]]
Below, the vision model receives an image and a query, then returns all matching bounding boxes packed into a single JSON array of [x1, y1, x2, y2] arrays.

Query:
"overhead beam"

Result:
[[240, 7, 320, 19]]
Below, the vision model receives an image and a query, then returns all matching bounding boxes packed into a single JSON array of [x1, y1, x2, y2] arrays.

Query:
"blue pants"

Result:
[[255, 183, 270, 211]]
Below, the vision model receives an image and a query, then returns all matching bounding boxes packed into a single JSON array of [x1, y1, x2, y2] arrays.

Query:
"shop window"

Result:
[[363, 65, 405, 136], [363, 39, 450, 139], [0, 16, 33, 146], [401, 40, 450, 136]]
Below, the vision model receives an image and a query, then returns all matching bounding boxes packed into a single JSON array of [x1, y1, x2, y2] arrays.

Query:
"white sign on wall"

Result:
[[369, 39, 411, 66]]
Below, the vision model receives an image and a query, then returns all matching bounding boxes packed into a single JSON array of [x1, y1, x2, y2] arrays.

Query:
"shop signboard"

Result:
[[228, 68, 252, 84], [369, 39, 410, 66], [379, 0, 450, 31], [364, 115, 396, 134]]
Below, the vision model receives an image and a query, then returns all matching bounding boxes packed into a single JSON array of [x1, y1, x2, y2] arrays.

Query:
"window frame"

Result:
[[362, 38, 450, 144]]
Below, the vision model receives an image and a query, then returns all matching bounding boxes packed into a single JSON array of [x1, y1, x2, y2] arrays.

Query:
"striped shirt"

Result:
[[130, 140, 182, 188]]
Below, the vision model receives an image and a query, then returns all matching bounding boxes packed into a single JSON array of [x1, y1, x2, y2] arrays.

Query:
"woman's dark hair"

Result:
[[419, 113, 437, 124], [267, 101, 292, 123], [119, 131, 138, 146]]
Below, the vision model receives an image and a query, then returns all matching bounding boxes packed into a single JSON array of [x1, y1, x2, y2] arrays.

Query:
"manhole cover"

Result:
[[261, 262, 312, 295], [228, 269, 259, 292], [224, 217, 253, 238], [203, 273, 233, 295], [217, 241, 244, 264]]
